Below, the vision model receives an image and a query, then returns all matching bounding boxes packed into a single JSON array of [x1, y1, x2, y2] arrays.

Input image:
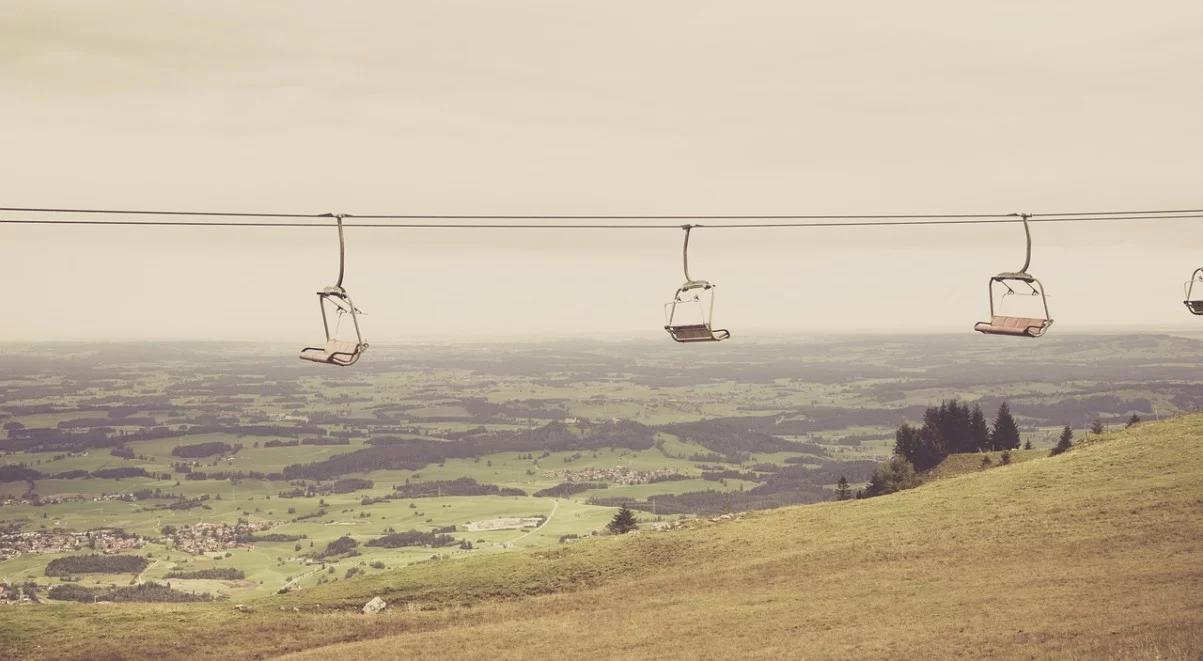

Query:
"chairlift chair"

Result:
[[299, 214, 368, 365], [973, 213, 1053, 338], [1183, 268, 1203, 315], [664, 225, 730, 343]]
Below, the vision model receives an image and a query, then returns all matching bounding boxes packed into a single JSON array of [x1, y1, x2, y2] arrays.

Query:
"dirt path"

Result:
[[281, 565, 327, 592], [135, 559, 159, 585]]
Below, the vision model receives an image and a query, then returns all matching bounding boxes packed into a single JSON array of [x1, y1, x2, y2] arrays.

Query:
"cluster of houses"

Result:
[[0, 527, 142, 561], [0, 491, 145, 507], [544, 466, 684, 485], [167, 519, 274, 554]]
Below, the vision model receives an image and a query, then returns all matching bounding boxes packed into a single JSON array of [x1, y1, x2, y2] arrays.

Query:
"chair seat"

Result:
[[1185, 300, 1203, 315], [666, 324, 730, 342], [299, 340, 365, 366], [974, 316, 1051, 337]]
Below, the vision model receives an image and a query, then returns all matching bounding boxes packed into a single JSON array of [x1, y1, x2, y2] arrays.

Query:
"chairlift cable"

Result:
[[1, 205, 1202, 222], [2, 212, 1203, 230]]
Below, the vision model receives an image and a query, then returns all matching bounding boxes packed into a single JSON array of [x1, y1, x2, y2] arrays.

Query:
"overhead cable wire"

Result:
[[2, 205, 1202, 221], [0, 207, 326, 219], [2, 212, 1203, 229]]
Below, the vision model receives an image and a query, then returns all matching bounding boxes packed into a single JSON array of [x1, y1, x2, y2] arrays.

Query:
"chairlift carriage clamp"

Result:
[[299, 213, 369, 365], [664, 224, 731, 343], [973, 212, 1054, 338]]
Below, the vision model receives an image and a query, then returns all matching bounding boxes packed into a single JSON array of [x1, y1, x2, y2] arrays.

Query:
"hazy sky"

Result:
[[3, 1, 1202, 342]]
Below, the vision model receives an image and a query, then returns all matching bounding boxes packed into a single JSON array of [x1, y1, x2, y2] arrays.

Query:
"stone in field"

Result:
[[363, 596, 387, 615]]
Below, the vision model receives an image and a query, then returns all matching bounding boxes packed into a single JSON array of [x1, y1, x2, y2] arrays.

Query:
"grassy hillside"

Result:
[[921, 447, 1046, 480], [4, 415, 1202, 660]]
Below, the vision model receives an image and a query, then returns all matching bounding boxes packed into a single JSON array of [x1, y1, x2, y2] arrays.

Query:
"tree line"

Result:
[[47, 582, 212, 603], [893, 400, 1022, 472], [365, 529, 460, 549], [44, 554, 149, 577]]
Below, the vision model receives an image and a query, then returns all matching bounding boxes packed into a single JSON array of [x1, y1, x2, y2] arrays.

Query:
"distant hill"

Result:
[[4, 415, 1202, 659]]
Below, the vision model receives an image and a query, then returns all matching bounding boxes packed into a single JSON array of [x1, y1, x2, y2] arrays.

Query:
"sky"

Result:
[[2, 0, 1202, 342]]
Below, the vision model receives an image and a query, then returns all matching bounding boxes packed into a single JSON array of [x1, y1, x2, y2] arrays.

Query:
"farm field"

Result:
[[1, 407, 1199, 659], [2, 334, 1202, 603]]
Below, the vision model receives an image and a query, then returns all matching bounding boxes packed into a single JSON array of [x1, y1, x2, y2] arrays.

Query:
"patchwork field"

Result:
[[2, 335, 1201, 604], [1, 410, 1199, 659]]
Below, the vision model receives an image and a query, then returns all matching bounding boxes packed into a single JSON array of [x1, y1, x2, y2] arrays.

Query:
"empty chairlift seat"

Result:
[[973, 213, 1053, 338], [666, 322, 731, 343], [298, 214, 369, 366], [663, 225, 731, 343], [299, 287, 369, 366], [664, 281, 731, 343], [973, 316, 1052, 338], [299, 338, 366, 366]]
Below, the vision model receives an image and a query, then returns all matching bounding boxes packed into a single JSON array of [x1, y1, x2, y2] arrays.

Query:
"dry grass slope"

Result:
[[3, 416, 1202, 660]]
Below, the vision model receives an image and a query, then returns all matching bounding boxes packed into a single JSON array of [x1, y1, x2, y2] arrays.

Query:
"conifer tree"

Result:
[[835, 476, 851, 501], [1051, 425, 1074, 456], [893, 424, 921, 465], [990, 402, 1021, 450], [917, 424, 946, 470], [607, 505, 638, 535], [945, 400, 974, 453], [1090, 418, 1105, 435], [894, 415, 948, 471], [969, 405, 991, 452], [1126, 414, 1141, 428]]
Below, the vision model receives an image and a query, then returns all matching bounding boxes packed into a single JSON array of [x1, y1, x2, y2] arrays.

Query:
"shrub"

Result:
[[317, 535, 359, 558], [1051, 425, 1074, 457], [861, 457, 920, 498]]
